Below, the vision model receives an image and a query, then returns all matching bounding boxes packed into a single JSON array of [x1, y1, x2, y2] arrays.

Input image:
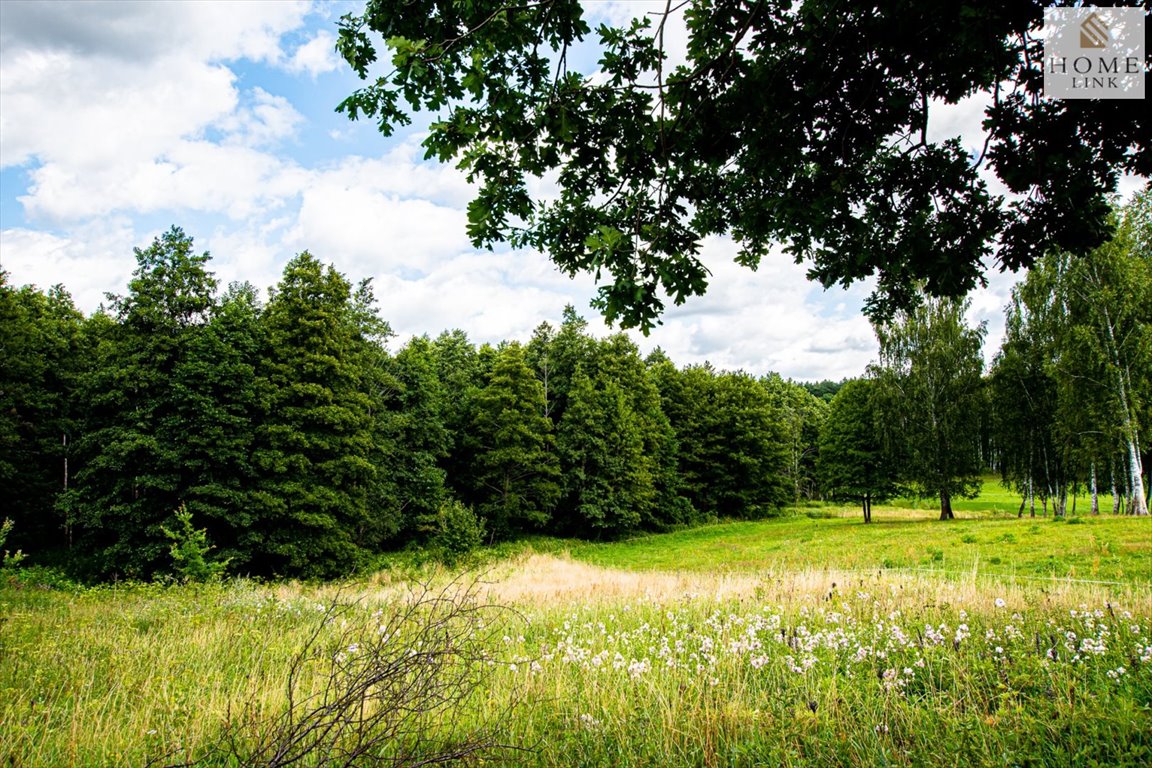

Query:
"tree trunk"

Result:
[[939, 490, 954, 520], [862, 493, 872, 524], [1126, 439, 1149, 515], [1017, 497, 1025, 518], [1090, 463, 1099, 515]]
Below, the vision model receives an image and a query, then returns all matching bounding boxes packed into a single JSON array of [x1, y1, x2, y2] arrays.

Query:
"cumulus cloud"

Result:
[[285, 29, 341, 77], [0, 219, 141, 310], [0, 0, 1025, 383], [0, 0, 312, 223]]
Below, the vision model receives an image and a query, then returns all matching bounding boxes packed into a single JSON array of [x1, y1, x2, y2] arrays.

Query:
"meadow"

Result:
[[2, 494, 1150, 767]]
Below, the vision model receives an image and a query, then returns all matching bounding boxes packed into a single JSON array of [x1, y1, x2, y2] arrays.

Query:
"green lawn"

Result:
[[567, 479, 1151, 585]]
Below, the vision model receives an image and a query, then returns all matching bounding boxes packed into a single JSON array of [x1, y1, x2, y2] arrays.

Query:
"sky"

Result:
[[0, 0, 1131, 382]]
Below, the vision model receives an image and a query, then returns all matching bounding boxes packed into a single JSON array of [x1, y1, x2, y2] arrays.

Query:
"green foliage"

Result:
[[553, 332, 688, 536], [66, 227, 220, 578], [993, 194, 1151, 517], [250, 252, 382, 578], [762, 374, 828, 502], [375, 335, 450, 543], [0, 518, 26, 569], [872, 297, 987, 520], [654, 363, 790, 518], [818, 378, 899, 521], [0, 276, 84, 553], [161, 505, 229, 583], [466, 342, 561, 540], [336, 1, 1145, 330], [429, 499, 485, 564]]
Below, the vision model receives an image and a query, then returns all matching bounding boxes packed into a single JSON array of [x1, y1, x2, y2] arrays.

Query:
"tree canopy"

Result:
[[871, 297, 987, 520], [336, 0, 1149, 330]]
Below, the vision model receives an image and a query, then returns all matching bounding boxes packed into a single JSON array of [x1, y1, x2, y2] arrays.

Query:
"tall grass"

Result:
[[4, 501, 1151, 766]]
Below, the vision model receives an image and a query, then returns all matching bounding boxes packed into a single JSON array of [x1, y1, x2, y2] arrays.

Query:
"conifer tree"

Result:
[[251, 253, 378, 577], [466, 342, 560, 540]]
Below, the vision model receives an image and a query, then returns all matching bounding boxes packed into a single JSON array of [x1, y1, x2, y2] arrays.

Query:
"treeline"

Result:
[[3, 196, 1148, 580], [818, 194, 1151, 521], [0, 228, 826, 579]]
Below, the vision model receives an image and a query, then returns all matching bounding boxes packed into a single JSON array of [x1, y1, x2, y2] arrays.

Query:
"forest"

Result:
[[1, 194, 1149, 582]]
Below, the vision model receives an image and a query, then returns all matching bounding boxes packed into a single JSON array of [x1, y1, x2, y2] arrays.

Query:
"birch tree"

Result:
[[871, 297, 986, 520], [1050, 195, 1151, 515]]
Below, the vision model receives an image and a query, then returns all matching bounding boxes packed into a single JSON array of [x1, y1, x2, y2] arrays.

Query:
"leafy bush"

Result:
[[1, 518, 26, 569], [161, 505, 229, 583], [430, 500, 486, 564]]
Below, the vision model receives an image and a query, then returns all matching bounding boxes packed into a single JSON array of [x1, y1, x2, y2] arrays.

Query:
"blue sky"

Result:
[[0, 0, 1042, 381]]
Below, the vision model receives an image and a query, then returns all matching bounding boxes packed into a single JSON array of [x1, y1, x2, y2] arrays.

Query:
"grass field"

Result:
[[3, 488, 1150, 767]]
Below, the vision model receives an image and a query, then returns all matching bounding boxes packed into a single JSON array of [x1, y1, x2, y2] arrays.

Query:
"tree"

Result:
[[375, 335, 451, 542], [556, 366, 651, 535], [817, 379, 898, 523], [465, 342, 561, 540], [250, 253, 380, 578], [66, 227, 219, 578], [761, 375, 828, 502], [553, 333, 689, 535], [168, 281, 263, 567], [653, 363, 790, 518], [871, 297, 986, 520], [0, 278, 84, 553], [336, 1, 1147, 330], [989, 280, 1067, 517], [1037, 195, 1151, 516]]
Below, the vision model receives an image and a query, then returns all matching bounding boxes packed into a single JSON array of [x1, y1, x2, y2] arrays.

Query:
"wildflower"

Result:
[[578, 714, 600, 730], [627, 658, 651, 679], [995, 598, 1006, 609]]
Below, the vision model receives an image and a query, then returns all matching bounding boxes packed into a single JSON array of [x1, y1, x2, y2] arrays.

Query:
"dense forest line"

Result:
[[1, 195, 1148, 580]]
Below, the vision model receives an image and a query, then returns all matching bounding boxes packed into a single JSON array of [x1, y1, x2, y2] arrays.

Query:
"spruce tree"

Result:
[[251, 253, 378, 578], [466, 343, 560, 540]]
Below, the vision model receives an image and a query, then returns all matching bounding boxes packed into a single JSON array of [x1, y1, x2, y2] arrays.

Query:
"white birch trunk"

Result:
[[1090, 462, 1099, 515]]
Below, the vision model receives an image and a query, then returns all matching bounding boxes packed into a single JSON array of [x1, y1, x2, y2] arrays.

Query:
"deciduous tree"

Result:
[[871, 297, 986, 520], [337, 0, 1147, 329]]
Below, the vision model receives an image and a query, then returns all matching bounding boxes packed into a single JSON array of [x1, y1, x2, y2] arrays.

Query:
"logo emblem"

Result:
[[1080, 12, 1109, 49]]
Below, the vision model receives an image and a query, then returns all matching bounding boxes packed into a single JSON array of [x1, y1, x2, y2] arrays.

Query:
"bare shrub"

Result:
[[165, 577, 527, 767]]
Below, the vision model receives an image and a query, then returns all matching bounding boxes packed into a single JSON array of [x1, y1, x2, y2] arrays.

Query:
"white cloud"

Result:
[[0, 0, 313, 223], [289, 185, 471, 277], [0, 219, 141, 310], [286, 29, 340, 77], [218, 88, 306, 148], [0, 0, 1030, 383]]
